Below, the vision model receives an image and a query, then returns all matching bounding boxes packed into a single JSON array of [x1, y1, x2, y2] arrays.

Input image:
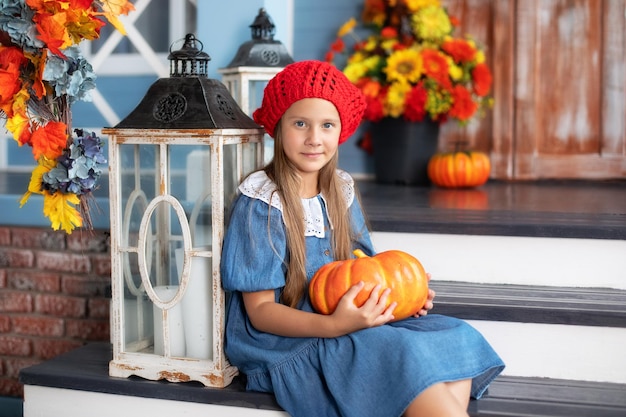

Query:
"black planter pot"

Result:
[[370, 117, 440, 185]]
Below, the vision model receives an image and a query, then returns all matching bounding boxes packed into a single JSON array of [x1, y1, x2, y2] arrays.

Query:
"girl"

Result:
[[221, 60, 504, 417]]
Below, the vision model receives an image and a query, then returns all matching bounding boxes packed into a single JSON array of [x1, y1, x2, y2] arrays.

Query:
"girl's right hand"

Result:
[[330, 282, 397, 335]]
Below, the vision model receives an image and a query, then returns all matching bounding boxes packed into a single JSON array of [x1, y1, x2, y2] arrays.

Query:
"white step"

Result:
[[371, 232, 626, 289]]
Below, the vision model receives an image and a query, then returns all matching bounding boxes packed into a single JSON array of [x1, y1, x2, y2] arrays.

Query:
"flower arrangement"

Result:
[[0, 0, 134, 233], [325, 0, 493, 126]]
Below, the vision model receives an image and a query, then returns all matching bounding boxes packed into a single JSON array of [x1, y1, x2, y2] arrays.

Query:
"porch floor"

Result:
[[356, 179, 626, 239]]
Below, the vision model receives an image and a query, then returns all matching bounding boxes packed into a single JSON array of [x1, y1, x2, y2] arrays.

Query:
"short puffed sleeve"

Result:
[[221, 193, 288, 292]]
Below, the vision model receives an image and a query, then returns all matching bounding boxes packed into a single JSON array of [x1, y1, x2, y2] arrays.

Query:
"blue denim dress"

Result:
[[221, 171, 504, 417]]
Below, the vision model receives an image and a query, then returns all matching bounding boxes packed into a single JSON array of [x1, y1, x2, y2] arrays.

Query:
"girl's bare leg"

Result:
[[403, 382, 470, 417], [445, 379, 472, 409]]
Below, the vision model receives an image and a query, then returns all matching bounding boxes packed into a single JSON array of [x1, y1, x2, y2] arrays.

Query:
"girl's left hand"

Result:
[[415, 273, 435, 317]]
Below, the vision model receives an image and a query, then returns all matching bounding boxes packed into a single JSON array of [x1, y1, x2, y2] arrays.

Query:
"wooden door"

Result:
[[441, 0, 626, 180], [513, 0, 625, 179]]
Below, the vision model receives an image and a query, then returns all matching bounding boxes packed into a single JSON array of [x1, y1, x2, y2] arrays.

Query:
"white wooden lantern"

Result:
[[103, 34, 264, 388], [218, 8, 294, 116]]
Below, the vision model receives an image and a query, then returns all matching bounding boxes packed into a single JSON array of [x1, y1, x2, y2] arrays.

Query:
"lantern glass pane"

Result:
[[119, 144, 159, 247], [248, 80, 267, 114], [240, 141, 261, 181], [222, 143, 239, 214], [263, 135, 274, 164], [117, 143, 215, 358], [123, 251, 153, 352], [118, 143, 160, 353], [228, 80, 240, 106]]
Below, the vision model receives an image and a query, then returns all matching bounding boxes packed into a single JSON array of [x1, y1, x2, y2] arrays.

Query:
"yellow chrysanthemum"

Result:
[[364, 36, 378, 52], [380, 38, 399, 52], [384, 81, 412, 118], [404, 0, 441, 13], [412, 5, 452, 41], [445, 57, 463, 81], [343, 62, 370, 84], [384, 49, 423, 83], [475, 50, 485, 64], [347, 50, 367, 64], [338, 17, 357, 37], [425, 88, 452, 119], [363, 55, 382, 72]]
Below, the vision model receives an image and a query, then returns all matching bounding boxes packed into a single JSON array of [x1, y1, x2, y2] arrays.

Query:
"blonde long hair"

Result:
[[264, 123, 354, 308]]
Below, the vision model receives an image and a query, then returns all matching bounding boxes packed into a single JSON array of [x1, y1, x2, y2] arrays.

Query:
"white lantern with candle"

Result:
[[105, 34, 264, 388]]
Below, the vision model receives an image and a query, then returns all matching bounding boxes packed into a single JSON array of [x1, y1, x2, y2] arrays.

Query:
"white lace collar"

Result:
[[238, 170, 355, 238]]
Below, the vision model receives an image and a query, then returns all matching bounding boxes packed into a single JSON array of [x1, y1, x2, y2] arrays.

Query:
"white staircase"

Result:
[[372, 232, 626, 385]]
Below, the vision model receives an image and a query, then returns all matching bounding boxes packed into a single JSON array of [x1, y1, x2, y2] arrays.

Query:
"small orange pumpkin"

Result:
[[309, 249, 429, 321], [427, 149, 491, 188]]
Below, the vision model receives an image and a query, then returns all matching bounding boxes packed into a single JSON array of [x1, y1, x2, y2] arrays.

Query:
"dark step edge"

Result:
[[365, 211, 626, 240], [470, 376, 626, 417], [430, 281, 626, 327], [19, 343, 626, 417]]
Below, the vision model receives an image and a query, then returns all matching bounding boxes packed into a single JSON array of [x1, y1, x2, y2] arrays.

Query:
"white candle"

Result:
[[152, 285, 186, 357], [176, 248, 213, 360]]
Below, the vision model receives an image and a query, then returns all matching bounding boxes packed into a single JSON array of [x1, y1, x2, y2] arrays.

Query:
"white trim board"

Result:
[[469, 320, 626, 384], [371, 232, 626, 290], [23, 385, 289, 417]]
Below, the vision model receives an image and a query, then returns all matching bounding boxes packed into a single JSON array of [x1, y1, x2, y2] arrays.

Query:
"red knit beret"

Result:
[[253, 60, 366, 145]]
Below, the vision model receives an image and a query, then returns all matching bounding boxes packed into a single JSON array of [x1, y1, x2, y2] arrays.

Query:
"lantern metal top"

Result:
[[168, 33, 211, 77], [111, 34, 261, 130], [224, 8, 294, 68]]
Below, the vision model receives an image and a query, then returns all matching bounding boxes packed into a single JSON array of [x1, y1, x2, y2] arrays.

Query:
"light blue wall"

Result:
[[199, 0, 269, 79]]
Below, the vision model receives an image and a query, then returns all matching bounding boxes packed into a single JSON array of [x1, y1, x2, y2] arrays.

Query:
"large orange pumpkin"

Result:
[[427, 150, 491, 188], [309, 249, 429, 321]]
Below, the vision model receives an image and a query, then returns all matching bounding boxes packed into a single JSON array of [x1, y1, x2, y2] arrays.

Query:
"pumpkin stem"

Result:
[[352, 249, 368, 258]]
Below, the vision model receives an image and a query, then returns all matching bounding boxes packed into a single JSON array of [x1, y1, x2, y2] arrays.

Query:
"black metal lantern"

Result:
[[116, 33, 259, 130], [225, 8, 294, 69], [219, 8, 294, 117], [103, 34, 264, 388]]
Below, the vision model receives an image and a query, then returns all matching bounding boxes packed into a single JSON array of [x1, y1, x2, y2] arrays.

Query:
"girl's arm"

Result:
[[242, 282, 397, 338]]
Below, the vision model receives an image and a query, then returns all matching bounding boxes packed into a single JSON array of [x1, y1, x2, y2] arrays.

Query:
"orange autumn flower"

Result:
[[421, 48, 451, 89], [358, 77, 384, 99], [449, 85, 478, 121], [441, 38, 477, 64], [472, 62, 492, 97], [381, 26, 398, 39]]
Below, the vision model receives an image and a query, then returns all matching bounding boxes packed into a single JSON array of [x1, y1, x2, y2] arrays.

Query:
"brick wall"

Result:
[[0, 226, 111, 398]]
